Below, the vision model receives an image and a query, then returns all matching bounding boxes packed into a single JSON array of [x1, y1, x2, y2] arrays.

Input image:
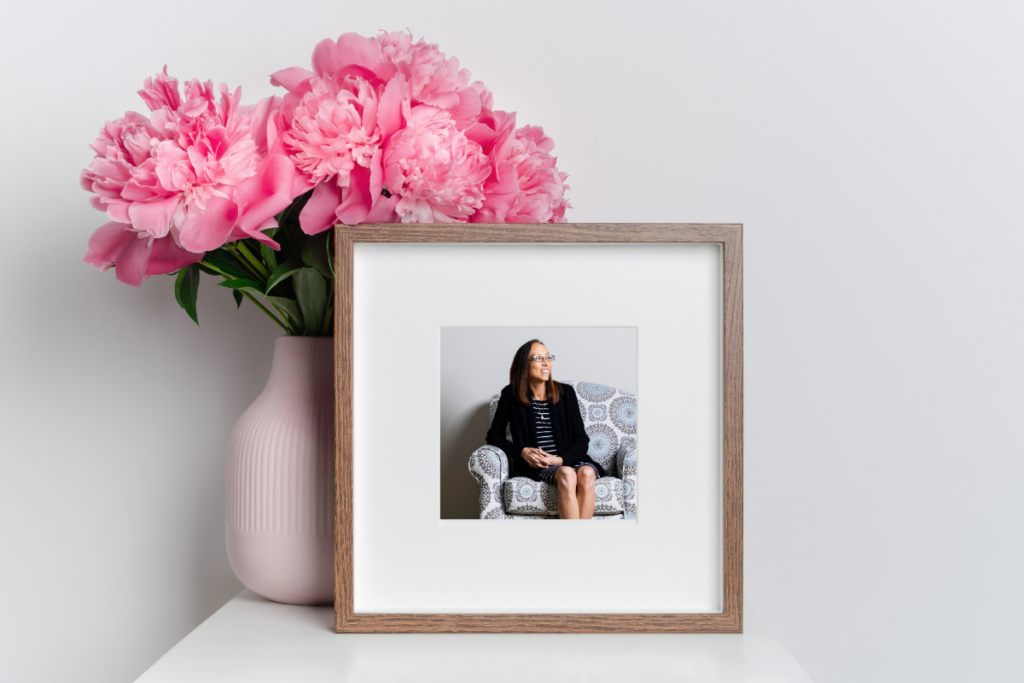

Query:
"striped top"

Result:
[[530, 397, 558, 455]]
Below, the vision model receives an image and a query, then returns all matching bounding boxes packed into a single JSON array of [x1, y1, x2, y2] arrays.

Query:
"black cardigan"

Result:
[[486, 383, 604, 481]]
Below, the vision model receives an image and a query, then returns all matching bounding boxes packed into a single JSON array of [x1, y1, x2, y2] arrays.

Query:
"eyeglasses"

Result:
[[528, 355, 555, 363]]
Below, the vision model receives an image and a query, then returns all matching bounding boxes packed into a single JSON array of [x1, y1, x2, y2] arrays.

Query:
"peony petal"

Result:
[[179, 195, 240, 252], [335, 165, 372, 226], [462, 120, 498, 148], [236, 226, 279, 249], [235, 154, 296, 234], [106, 200, 131, 224], [362, 193, 399, 223], [223, 226, 250, 244], [146, 235, 203, 275], [331, 64, 380, 83], [128, 196, 179, 238], [330, 33, 383, 74], [181, 98, 208, 117], [266, 109, 284, 154], [90, 158, 132, 183], [299, 182, 344, 235], [447, 87, 482, 123], [114, 233, 153, 287], [377, 73, 406, 141], [473, 161, 519, 223], [121, 178, 162, 202], [84, 222, 133, 269], [310, 38, 343, 77], [368, 149, 384, 199], [420, 91, 460, 108], [374, 60, 398, 81], [362, 88, 379, 137], [270, 66, 316, 93], [383, 162, 405, 203], [550, 199, 569, 223], [470, 207, 497, 223], [292, 173, 315, 200], [247, 96, 278, 152], [137, 67, 182, 112]]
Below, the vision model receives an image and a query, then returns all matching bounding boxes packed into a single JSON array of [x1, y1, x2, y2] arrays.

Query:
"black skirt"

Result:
[[537, 461, 602, 484]]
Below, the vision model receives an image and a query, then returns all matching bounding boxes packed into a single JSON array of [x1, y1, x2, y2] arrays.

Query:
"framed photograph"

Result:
[[334, 223, 742, 633]]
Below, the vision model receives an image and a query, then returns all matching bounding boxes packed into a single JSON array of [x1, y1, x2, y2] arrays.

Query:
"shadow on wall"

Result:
[[440, 401, 493, 519]]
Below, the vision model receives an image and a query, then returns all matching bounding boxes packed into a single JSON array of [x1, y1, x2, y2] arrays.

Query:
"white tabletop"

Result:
[[136, 591, 813, 682]]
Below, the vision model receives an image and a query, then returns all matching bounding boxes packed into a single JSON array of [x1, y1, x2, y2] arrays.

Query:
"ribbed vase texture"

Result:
[[226, 336, 334, 605]]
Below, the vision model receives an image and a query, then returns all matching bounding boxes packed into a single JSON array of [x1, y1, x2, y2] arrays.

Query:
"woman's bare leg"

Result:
[[555, 467, 579, 519], [575, 466, 596, 519]]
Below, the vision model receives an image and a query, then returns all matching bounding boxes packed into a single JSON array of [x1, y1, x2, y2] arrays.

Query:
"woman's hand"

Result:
[[521, 448, 550, 469], [522, 449, 563, 469], [538, 452, 563, 468]]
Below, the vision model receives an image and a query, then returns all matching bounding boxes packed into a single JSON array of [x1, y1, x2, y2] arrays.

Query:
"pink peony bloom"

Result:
[[265, 30, 568, 231], [81, 68, 298, 285], [383, 105, 490, 223], [271, 34, 404, 233], [472, 111, 570, 224], [375, 30, 491, 123], [502, 124, 570, 223], [84, 221, 203, 287], [283, 76, 381, 187], [271, 31, 502, 232]]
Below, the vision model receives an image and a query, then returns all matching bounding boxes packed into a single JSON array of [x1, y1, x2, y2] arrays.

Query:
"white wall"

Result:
[[439, 327, 637, 519], [1, 1, 1021, 681]]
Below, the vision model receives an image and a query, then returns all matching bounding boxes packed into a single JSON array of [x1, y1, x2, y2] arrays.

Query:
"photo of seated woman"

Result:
[[486, 340, 605, 519], [443, 326, 637, 521]]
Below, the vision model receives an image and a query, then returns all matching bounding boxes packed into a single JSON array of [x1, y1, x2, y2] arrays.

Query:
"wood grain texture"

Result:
[[334, 223, 743, 633]]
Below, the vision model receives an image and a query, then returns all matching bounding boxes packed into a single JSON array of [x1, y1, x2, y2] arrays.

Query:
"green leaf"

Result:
[[281, 220, 308, 259], [322, 294, 334, 335], [278, 189, 313, 229], [203, 249, 252, 280], [266, 296, 305, 335], [293, 268, 327, 336], [220, 278, 298, 334], [174, 264, 201, 326], [216, 278, 265, 299], [266, 254, 305, 294], [217, 278, 262, 290], [326, 233, 334, 279], [301, 232, 334, 280], [197, 263, 219, 276], [232, 289, 243, 309], [233, 240, 272, 282], [259, 242, 279, 272]]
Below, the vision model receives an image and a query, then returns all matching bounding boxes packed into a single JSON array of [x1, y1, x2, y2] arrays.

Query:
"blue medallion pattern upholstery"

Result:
[[468, 381, 637, 520]]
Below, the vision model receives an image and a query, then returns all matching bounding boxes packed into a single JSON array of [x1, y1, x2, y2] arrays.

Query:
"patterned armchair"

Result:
[[468, 381, 637, 520]]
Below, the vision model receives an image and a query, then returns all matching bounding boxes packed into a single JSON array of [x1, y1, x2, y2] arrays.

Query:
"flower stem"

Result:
[[199, 259, 230, 278], [202, 257, 294, 335], [322, 294, 334, 335], [242, 291, 292, 334], [235, 242, 271, 280]]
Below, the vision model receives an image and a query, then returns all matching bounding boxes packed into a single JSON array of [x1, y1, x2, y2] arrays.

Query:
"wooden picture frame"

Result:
[[334, 223, 743, 633]]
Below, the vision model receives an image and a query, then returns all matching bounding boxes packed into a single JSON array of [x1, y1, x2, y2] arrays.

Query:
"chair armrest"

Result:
[[615, 441, 637, 520], [468, 445, 510, 519]]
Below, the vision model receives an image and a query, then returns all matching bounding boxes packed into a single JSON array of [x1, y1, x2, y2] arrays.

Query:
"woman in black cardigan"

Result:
[[486, 339, 605, 519]]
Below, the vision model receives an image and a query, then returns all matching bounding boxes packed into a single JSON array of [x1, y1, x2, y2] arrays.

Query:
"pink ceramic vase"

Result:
[[225, 336, 334, 605]]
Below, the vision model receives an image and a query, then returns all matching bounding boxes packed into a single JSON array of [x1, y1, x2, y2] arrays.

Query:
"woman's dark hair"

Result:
[[510, 339, 561, 405]]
